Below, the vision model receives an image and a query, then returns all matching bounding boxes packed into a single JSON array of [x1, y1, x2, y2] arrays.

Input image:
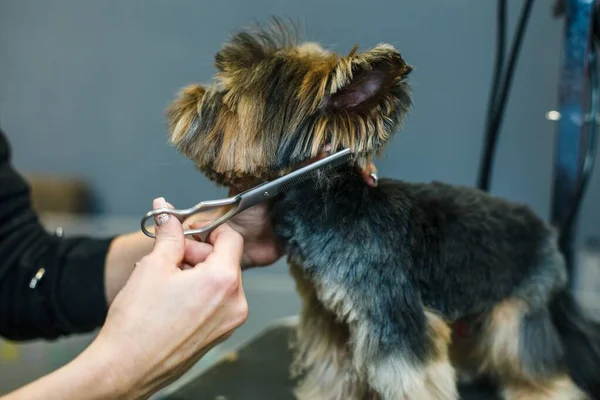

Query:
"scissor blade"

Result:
[[235, 148, 354, 213], [140, 148, 354, 240]]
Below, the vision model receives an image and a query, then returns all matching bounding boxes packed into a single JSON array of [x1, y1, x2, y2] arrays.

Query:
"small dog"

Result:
[[165, 18, 600, 400]]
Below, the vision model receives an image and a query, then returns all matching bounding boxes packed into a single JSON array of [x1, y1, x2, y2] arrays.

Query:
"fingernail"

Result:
[[370, 172, 378, 187], [153, 197, 170, 226], [155, 213, 169, 226]]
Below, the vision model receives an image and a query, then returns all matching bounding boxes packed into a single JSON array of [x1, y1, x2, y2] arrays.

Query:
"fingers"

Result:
[[180, 224, 242, 273], [185, 224, 244, 275], [183, 212, 243, 269], [206, 224, 244, 267], [184, 238, 213, 265], [151, 197, 185, 264]]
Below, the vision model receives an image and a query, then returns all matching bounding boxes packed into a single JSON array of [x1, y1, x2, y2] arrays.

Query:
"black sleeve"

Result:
[[0, 129, 115, 341]]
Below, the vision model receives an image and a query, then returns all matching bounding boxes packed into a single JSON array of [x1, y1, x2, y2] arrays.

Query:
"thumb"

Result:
[[152, 197, 185, 264]]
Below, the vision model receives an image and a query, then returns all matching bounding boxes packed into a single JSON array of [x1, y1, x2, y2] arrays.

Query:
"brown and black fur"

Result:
[[165, 18, 600, 400]]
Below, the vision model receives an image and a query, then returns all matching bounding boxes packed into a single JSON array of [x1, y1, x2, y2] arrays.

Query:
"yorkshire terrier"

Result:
[[165, 18, 600, 400]]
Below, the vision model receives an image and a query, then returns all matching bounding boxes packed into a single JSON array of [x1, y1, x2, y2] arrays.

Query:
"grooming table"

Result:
[[165, 318, 500, 400]]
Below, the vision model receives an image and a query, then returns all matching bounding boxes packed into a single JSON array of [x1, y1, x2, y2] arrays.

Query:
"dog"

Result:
[[165, 18, 600, 400]]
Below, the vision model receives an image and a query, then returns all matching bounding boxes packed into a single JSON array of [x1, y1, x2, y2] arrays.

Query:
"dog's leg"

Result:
[[289, 263, 371, 400], [448, 318, 482, 385], [419, 314, 458, 400], [294, 252, 459, 400], [350, 309, 457, 400], [472, 298, 588, 400]]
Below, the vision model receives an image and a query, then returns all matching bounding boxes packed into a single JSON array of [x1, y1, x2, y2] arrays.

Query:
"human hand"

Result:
[[226, 185, 284, 268], [86, 198, 248, 398], [186, 187, 283, 269]]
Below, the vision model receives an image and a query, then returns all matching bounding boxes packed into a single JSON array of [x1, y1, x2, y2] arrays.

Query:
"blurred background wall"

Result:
[[1, 0, 600, 396]]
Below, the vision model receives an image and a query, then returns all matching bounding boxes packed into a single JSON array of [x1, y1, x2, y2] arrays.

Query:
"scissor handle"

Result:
[[180, 205, 241, 242], [140, 197, 239, 240]]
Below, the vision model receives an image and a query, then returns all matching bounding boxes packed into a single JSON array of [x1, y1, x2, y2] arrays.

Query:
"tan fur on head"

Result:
[[166, 17, 412, 187]]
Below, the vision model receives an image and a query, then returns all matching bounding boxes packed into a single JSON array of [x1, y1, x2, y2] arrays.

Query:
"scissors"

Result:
[[140, 148, 354, 242]]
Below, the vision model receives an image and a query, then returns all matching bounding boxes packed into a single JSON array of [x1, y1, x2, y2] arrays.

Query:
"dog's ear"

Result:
[[324, 44, 412, 114]]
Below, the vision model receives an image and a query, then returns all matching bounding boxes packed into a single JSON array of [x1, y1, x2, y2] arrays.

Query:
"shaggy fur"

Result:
[[166, 18, 411, 188], [166, 18, 600, 400]]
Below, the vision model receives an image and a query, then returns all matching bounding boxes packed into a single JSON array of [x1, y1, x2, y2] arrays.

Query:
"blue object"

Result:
[[551, 0, 598, 286]]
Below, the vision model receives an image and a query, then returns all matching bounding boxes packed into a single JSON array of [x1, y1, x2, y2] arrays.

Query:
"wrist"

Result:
[[72, 336, 135, 399], [0, 335, 135, 400]]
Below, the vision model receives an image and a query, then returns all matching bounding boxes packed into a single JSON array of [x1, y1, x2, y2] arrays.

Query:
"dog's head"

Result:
[[167, 18, 412, 187]]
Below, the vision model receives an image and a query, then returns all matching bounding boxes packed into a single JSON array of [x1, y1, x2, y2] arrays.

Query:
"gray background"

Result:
[[2, 0, 598, 240], [2, 0, 600, 396]]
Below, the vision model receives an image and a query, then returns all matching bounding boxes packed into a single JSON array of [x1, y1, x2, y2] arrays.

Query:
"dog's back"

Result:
[[274, 171, 563, 319]]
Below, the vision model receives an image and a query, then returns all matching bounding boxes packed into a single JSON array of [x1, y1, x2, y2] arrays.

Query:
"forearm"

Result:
[[104, 231, 154, 305], [1, 341, 128, 400]]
